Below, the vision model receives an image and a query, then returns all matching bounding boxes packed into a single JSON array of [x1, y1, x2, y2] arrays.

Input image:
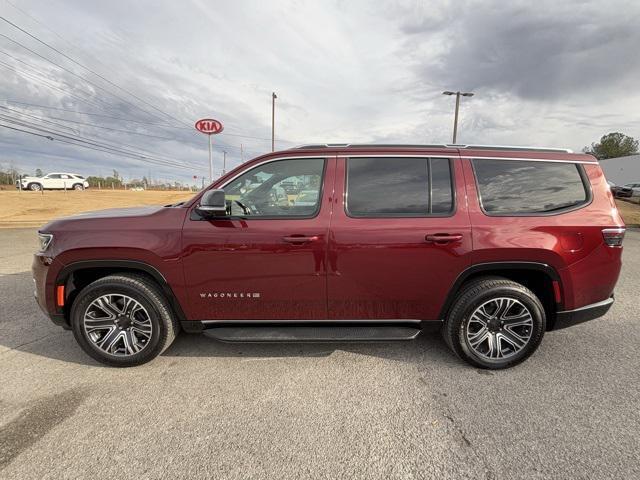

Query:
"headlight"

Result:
[[38, 233, 53, 251]]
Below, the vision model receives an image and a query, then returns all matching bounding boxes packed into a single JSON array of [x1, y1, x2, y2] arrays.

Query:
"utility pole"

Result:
[[442, 91, 474, 143], [240, 143, 244, 163], [222, 150, 227, 176], [271, 92, 277, 152]]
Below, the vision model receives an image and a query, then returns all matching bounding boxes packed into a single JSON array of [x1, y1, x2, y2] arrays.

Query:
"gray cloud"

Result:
[[400, 0, 640, 100]]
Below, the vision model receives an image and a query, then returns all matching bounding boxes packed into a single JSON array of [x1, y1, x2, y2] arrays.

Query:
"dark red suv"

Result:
[[33, 144, 626, 368]]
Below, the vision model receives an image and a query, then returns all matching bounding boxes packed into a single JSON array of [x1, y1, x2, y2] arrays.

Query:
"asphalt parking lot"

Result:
[[1, 228, 639, 480]]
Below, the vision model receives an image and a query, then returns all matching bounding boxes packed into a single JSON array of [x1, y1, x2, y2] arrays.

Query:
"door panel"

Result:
[[328, 155, 472, 320], [44, 174, 62, 189], [181, 156, 335, 320]]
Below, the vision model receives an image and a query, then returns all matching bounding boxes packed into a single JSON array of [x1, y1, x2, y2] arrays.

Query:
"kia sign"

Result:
[[195, 118, 224, 183], [195, 118, 224, 135]]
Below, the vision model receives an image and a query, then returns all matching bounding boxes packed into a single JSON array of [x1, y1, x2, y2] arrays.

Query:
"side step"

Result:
[[203, 325, 422, 343]]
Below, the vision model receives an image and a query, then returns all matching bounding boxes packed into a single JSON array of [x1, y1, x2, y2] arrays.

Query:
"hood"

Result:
[[66, 205, 165, 220], [41, 205, 167, 231]]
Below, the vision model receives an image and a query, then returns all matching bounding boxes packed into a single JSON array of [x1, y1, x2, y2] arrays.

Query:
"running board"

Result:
[[202, 325, 422, 343]]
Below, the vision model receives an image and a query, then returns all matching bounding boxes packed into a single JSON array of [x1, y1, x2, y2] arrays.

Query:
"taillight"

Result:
[[602, 228, 625, 247]]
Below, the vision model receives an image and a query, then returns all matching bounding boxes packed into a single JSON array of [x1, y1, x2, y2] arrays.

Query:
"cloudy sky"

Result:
[[1, 0, 639, 184]]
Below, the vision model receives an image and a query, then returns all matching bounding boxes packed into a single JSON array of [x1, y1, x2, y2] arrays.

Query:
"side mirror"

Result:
[[196, 189, 228, 217]]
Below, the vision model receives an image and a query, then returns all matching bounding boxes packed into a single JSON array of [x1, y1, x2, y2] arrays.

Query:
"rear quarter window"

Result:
[[472, 159, 590, 215]]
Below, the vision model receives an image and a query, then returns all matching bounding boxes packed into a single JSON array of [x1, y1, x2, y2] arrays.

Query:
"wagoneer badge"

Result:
[[200, 292, 261, 299]]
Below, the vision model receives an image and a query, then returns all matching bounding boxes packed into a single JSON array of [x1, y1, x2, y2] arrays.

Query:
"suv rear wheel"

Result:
[[70, 274, 179, 367], [442, 277, 546, 369]]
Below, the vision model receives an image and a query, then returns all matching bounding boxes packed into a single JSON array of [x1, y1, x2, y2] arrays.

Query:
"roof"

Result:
[[290, 143, 574, 153], [279, 143, 596, 163]]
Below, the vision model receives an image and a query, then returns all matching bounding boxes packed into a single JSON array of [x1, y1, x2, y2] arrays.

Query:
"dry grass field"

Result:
[[0, 189, 194, 228], [0, 189, 638, 228], [616, 199, 640, 226]]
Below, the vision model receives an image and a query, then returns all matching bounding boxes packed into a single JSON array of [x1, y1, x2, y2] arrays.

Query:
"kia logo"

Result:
[[195, 118, 224, 135]]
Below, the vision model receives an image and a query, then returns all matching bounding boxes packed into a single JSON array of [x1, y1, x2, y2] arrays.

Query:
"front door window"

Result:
[[224, 158, 325, 217]]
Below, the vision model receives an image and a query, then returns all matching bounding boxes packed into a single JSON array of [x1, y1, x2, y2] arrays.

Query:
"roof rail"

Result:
[[291, 143, 573, 153], [462, 144, 573, 153]]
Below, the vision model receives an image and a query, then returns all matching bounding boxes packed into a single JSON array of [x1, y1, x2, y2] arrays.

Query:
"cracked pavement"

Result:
[[1, 227, 639, 479]]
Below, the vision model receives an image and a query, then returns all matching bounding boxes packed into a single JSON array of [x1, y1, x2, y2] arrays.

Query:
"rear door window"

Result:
[[472, 159, 589, 215], [345, 157, 454, 217]]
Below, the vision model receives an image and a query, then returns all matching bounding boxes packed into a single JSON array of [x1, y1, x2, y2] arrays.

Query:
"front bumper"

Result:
[[32, 253, 71, 329], [554, 296, 614, 330]]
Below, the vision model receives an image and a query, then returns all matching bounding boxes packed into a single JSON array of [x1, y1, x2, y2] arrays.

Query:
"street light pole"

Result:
[[271, 92, 277, 152], [442, 91, 474, 143], [222, 150, 227, 176]]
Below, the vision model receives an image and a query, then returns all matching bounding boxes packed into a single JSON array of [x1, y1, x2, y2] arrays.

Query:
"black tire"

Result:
[[72, 183, 84, 190], [28, 182, 42, 191], [70, 274, 179, 367], [442, 276, 546, 369]]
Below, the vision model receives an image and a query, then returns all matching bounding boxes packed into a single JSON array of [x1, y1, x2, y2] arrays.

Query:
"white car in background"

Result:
[[623, 182, 640, 196], [16, 172, 89, 191]]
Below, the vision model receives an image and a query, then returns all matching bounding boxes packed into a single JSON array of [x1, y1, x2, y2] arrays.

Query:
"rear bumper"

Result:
[[553, 296, 614, 330]]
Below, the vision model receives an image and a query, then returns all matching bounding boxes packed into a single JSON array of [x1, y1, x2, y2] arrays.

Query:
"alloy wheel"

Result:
[[465, 297, 534, 360], [83, 294, 153, 356]]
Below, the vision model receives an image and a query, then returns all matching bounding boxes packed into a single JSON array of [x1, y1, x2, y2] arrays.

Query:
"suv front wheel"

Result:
[[70, 274, 179, 367], [443, 277, 546, 369]]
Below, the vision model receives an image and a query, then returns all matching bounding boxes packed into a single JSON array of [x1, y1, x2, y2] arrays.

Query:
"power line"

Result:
[[0, 104, 79, 134], [0, 57, 115, 111], [0, 123, 53, 140], [0, 33, 141, 116], [0, 106, 264, 157], [0, 30, 180, 124], [0, 105, 176, 141], [0, 8, 289, 144], [0, 49, 118, 111], [0, 15, 191, 127], [0, 115, 203, 170], [1, 122, 187, 168], [2, 123, 205, 173], [0, 113, 185, 165], [2, 99, 190, 128], [3, 0, 78, 49], [0, 99, 298, 144]]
